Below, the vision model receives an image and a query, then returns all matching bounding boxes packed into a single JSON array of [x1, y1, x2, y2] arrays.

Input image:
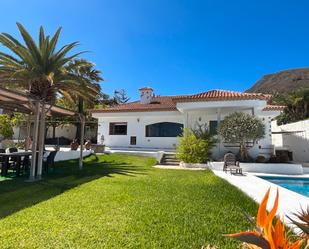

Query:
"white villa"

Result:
[[91, 87, 284, 160]]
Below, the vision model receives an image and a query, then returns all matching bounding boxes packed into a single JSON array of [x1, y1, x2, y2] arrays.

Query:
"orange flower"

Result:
[[226, 188, 303, 249]]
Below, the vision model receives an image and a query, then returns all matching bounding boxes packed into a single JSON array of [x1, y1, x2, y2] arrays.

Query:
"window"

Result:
[[209, 121, 218, 135], [109, 122, 127, 135], [145, 122, 183, 137], [130, 136, 137, 145]]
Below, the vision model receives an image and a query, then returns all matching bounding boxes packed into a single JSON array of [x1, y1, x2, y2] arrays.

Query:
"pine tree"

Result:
[[114, 89, 130, 104]]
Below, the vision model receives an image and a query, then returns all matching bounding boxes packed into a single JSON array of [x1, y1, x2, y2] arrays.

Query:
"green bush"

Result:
[[176, 129, 213, 163], [191, 123, 217, 146], [0, 114, 14, 139], [218, 112, 265, 161]]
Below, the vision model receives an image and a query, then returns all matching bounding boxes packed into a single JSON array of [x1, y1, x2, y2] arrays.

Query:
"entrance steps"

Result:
[[160, 153, 180, 166]]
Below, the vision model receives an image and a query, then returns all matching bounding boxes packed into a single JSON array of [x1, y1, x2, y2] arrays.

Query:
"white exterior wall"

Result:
[[92, 99, 280, 159], [13, 124, 96, 142], [272, 119, 309, 162], [185, 108, 252, 159], [46, 124, 77, 139], [184, 107, 277, 160], [93, 111, 183, 149], [255, 109, 280, 159]]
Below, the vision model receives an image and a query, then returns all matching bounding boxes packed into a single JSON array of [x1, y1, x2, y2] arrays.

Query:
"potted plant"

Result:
[[70, 139, 79, 151]]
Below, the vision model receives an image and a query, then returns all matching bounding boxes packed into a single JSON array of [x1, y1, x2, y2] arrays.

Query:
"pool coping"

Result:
[[250, 173, 309, 179], [212, 170, 309, 228]]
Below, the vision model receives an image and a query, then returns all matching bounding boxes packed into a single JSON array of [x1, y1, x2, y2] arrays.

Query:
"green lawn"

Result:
[[0, 154, 257, 248]]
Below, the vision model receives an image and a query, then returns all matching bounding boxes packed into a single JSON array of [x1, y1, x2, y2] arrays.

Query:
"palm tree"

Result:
[[277, 88, 309, 125], [64, 59, 103, 140], [0, 23, 99, 180]]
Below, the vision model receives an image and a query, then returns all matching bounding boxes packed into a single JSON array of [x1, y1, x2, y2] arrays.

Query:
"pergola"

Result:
[[0, 87, 86, 181]]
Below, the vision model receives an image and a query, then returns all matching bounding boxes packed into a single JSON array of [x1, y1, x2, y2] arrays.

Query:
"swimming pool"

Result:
[[258, 176, 309, 197]]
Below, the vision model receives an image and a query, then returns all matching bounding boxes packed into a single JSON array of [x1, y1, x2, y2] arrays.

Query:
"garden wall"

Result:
[[210, 162, 304, 175], [272, 120, 309, 162], [53, 149, 93, 162]]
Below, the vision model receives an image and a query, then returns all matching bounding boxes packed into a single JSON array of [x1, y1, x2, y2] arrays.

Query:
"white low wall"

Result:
[[210, 162, 304, 175], [303, 167, 309, 174], [106, 149, 164, 163], [240, 163, 303, 175], [17, 148, 93, 162], [53, 150, 93, 162]]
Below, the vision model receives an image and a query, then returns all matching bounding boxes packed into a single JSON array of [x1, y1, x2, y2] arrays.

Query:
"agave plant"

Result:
[[225, 188, 304, 249]]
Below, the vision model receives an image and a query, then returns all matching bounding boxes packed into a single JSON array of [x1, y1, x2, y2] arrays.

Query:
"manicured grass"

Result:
[[0, 154, 257, 248]]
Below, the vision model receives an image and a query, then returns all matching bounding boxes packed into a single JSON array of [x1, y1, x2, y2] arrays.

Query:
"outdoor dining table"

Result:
[[0, 151, 32, 177]]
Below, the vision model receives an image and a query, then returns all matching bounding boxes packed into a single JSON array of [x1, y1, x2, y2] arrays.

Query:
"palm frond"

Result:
[[16, 22, 42, 66], [0, 22, 103, 109], [48, 27, 62, 55]]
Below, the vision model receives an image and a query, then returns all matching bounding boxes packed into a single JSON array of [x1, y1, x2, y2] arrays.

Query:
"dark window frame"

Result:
[[109, 122, 127, 135], [209, 120, 218, 135], [130, 136, 137, 145], [145, 122, 183, 137]]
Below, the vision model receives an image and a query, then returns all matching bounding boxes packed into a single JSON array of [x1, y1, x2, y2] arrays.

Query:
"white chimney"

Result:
[[139, 87, 153, 104]]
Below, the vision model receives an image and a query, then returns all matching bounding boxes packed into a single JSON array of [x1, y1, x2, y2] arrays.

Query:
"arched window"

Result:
[[145, 122, 183, 137]]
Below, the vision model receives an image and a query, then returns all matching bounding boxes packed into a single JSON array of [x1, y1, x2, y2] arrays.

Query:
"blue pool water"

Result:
[[258, 176, 309, 197]]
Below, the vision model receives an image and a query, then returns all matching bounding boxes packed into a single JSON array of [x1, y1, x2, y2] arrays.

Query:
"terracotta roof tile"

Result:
[[174, 89, 271, 102], [262, 105, 286, 111], [91, 89, 273, 113], [91, 96, 179, 113]]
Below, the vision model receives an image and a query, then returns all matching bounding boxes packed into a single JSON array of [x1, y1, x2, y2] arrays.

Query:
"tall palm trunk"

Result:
[[75, 97, 84, 141], [25, 115, 31, 151], [79, 114, 85, 170], [37, 102, 46, 179], [29, 101, 40, 181]]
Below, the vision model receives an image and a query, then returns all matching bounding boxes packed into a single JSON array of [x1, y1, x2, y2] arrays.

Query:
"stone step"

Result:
[[163, 154, 177, 159], [163, 159, 180, 163], [161, 153, 180, 165], [161, 161, 180, 166]]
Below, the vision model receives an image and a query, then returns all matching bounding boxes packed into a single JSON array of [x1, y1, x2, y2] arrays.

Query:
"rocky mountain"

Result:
[[246, 68, 309, 94]]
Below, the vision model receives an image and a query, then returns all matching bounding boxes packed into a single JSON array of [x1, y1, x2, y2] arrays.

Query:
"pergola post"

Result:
[[79, 114, 85, 170], [0, 87, 77, 181], [29, 101, 40, 181], [37, 102, 46, 180], [25, 114, 31, 151]]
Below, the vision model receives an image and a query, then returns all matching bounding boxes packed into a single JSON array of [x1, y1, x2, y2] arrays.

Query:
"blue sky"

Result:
[[1, 0, 309, 100]]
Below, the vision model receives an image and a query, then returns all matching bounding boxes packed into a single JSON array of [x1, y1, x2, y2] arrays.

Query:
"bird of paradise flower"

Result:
[[225, 188, 307, 249]]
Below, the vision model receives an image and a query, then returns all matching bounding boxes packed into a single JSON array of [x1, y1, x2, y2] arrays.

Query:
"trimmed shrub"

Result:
[[176, 129, 212, 163]]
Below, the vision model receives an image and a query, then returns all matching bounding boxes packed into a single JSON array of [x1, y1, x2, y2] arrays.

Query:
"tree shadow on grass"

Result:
[[0, 155, 148, 219]]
